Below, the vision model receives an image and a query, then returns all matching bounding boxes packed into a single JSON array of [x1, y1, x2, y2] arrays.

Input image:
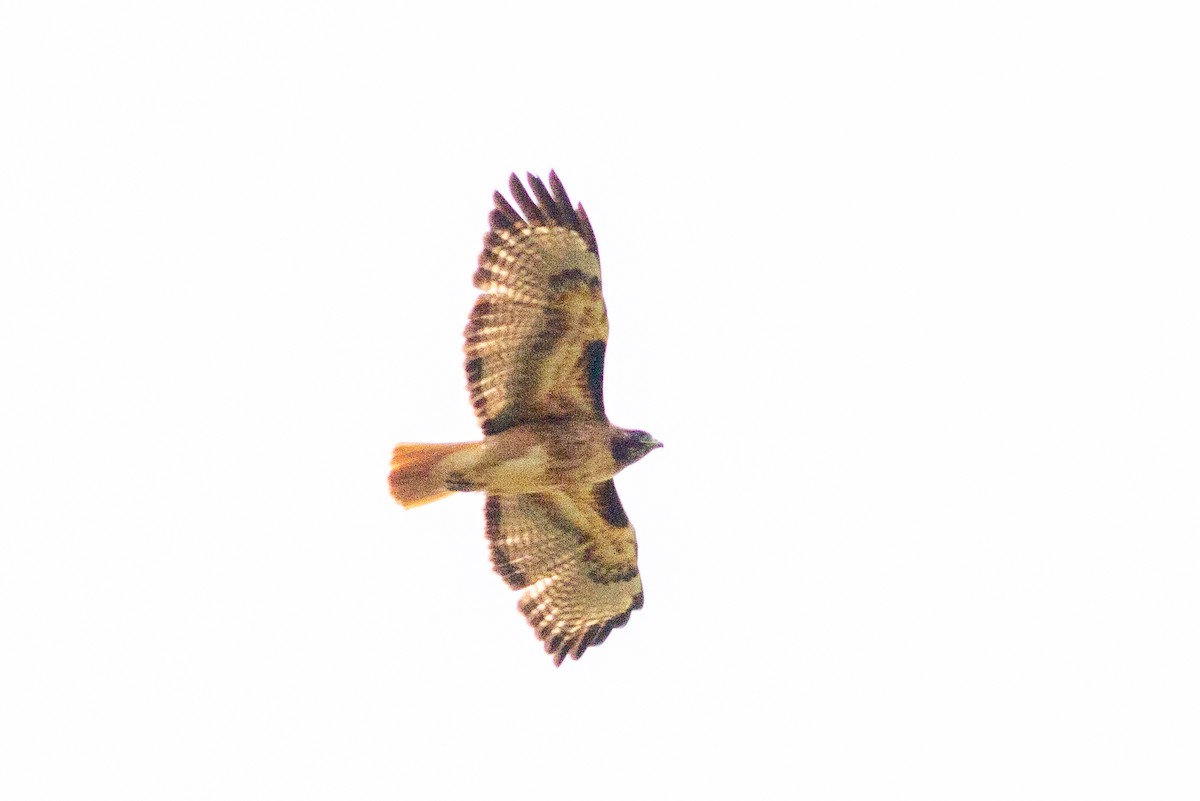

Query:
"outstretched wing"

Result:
[[464, 172, 609, 436], [486, 480, 642, 665]]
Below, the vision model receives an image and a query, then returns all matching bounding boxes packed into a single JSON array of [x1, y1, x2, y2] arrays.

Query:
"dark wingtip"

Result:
[[489, 191, 522, 231], [507, 173, 543, 224], [575, 202, 598, 256], [486, 171, 599, 255]]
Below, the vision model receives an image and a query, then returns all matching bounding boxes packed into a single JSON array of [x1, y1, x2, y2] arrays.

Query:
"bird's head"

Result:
[[610, 428, 663, 468]]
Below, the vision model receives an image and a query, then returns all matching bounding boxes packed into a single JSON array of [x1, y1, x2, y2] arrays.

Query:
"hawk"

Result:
[[389, 172, 661, 665]]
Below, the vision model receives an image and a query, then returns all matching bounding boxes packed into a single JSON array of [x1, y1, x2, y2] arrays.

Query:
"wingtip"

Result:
[[547, 170, 570, 206]]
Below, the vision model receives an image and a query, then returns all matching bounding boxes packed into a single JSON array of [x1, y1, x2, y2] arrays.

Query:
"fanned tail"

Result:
[[389, 442, 476, 509]]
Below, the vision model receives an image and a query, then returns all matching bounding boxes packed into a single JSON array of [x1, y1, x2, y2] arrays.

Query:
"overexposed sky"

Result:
[[2, 2, 1198, 798]]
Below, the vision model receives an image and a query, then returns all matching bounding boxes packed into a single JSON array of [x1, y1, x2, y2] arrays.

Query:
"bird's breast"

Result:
[[475, 421, 618, 494]]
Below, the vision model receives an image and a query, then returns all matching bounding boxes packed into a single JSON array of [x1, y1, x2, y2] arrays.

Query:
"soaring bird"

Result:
[[389, 172, 660, 665]]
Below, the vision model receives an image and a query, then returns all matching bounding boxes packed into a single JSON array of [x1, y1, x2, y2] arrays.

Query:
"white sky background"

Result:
[[2, 1, 1198, 798]]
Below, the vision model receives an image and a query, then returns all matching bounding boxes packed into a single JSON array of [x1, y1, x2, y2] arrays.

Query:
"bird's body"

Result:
[[391, 421, 655, 503], [389, 171, 659, 665]]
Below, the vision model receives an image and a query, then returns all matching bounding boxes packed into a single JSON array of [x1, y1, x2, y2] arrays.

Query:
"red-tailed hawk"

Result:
[[389, 172, 660, 665]]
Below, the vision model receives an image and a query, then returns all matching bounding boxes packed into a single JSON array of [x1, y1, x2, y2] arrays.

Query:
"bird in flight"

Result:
[[389, 172, 661, 665]]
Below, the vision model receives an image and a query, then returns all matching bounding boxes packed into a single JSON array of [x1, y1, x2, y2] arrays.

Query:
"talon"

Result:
[[444, 472, 479, 492]]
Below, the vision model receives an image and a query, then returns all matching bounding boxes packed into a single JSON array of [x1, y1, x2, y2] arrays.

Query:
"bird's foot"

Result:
[[444, 472, 480, 492]]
